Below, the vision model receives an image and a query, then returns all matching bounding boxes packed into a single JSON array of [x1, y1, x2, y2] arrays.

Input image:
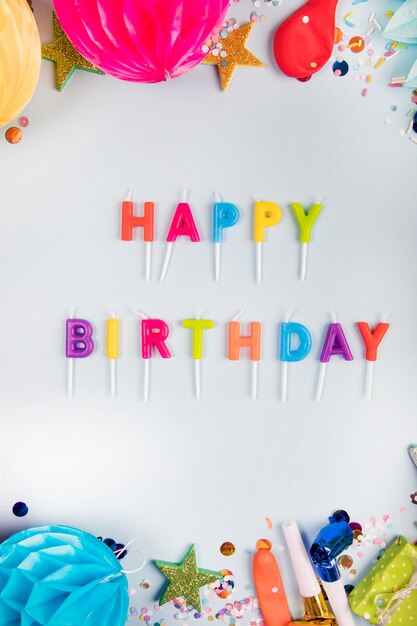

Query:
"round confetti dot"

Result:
[[333, 60, 349, 76], [349, 522, 362, 532], [220, 541, 236, 557], [5, 127, 22, 144], [367, 49, 374, 56], [391, 105, 397, 112], [357, 551, 365, 558], [338, 44, 346, 52], [12, 501, 28, 517], [256, 539, 272, 550], [349, 36, 365, 53], [334, 27, 343, 44], [302, 15, 309, 23], [310, 61, 317, 68], [338, 554, 353, 569], [272, 587, 278, 593], [18, 116, 29, 128], [201, 45, 209, 54]]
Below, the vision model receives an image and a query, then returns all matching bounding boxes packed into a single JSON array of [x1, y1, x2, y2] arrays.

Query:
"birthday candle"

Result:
[[160, 190, 200, 282], [357, 321, 389, 399], [182, 319, 215, 399], [65, 316, 94, 397], [106, 314, 119, 398], [253, 201, 282, 284], [315, 318, 353, 402], [280, 321, 312, 402], [228, 312, 261, 399], [212, 193, 240, 282], [290, 202, 323, 281], [141, 318, 172, 402], [121, 188, 155, 281]]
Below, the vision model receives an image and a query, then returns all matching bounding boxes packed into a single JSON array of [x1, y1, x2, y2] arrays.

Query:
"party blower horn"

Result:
[[310, 510, 355, 626], [282, 521, 336, 625]]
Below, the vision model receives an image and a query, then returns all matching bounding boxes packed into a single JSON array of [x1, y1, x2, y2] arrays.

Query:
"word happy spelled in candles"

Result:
[[121, 190, 323, 282]]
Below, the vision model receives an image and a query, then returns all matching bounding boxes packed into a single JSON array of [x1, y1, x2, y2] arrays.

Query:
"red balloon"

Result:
[[273, 0, 339, 81]]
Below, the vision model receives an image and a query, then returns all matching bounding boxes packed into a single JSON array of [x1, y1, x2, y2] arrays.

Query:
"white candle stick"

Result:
[[195, 359, 201, 400], [214, 191, 221, 282], [145, 241, 152, 282], [365, 361, 374, 399], [255, 241, 262, 284], [143, 359, 150, 403], [110, 359, 116, 398], [300, 242, 308, 281], [68, 358, 74, 398], [315, 312, 337, 403], [160, 189, 189, 283], [281, 361, 288, 402], [315, 363, 327, 403], [133, 309, 151, 402], [251, 361, 258, 400], [160, 242, 173, 283]]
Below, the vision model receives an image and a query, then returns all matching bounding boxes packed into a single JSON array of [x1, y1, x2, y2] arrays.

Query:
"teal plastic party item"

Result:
[[383, 0, 417, 44], [0, 525, 128, 625]]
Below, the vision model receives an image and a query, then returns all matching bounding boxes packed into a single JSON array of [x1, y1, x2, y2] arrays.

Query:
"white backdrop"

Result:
[[1, 0, 417, 623]]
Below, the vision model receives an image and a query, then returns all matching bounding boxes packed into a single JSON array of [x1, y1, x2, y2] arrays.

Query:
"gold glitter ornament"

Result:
[[202, 22, 265, 90], [42, 12, 103, 91], [154, 544, 221, 612]]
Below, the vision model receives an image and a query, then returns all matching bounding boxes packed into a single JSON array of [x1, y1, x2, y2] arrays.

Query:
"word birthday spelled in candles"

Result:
[[65, 315, 390, 402], [121, 190, 323, 282]]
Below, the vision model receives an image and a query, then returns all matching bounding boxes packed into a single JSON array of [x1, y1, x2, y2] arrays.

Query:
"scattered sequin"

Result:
[[12, 501, 28, 517], [140, 579, 150, 589], [349, 36, 365, 52], [265, 517, 272, 530], [5, 127, 22, 144], [18, 116, 29, 128], [212, 569, 235, 599], [338, 554, 353, 569], [333, 60, 349, 76], [221, 541, 236, 556]]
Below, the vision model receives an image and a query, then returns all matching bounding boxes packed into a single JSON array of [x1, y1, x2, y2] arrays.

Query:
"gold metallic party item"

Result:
[[202, 22, 265, 90], [42, 12, 103, 91]]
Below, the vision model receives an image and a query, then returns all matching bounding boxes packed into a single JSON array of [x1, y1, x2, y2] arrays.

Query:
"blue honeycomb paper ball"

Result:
[[0, 525, 128, 625]]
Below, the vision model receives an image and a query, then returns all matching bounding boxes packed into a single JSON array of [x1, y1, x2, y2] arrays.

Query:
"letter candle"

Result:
[[290, 202, 323, 281], [253, 200, 282, 284], [121, 187, 155, 281], [357, 320, 390, 399], [315, 315, 353, 402], [65, 313, 94, 397], [133, 310, 172, 402], [228, 310, 261, 399], [160, 190, 200, 282], [212, 192, 240, 282], [106, 313, 119, 398], [280, 315, 312, 402], [182, 318, 215, 399]]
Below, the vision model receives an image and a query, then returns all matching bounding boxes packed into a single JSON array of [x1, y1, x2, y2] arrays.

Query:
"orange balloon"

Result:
[[0, 0, 41, 127]]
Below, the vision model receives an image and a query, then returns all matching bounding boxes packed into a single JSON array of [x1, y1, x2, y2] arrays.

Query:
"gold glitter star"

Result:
[[202, 22, 265, 90], [154, 544, 221, 612], [42, 12, 103, 91]]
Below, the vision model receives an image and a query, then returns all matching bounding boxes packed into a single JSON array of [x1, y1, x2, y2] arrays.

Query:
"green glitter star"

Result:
[[154, 544, 221, 612], [42, 12, 103, 91]]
